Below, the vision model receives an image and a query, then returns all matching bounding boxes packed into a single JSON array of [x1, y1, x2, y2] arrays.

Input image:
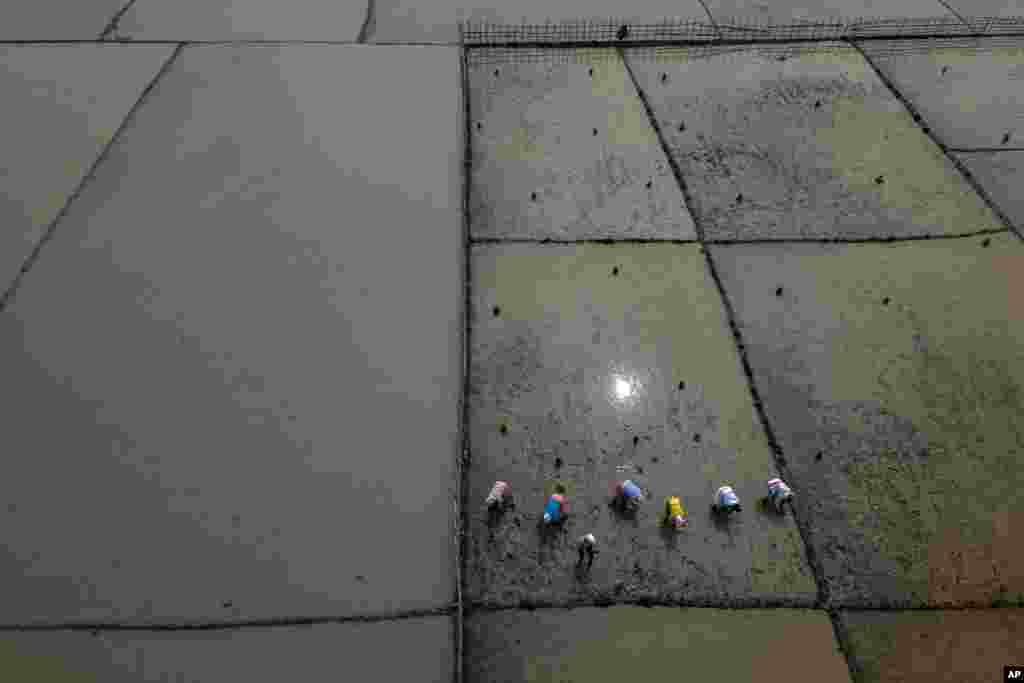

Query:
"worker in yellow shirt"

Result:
[[662, 495, 689, 529]]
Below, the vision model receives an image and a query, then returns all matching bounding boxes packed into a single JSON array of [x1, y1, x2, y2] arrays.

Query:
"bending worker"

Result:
[[663, 495, 689, 529], [543, 485, 568, 525], [712, 485, 742, 515], [485, 481, 511, 510], [577, 533, 597, 571], [766, 478, 794, 513], [614, 479, 644, 512]]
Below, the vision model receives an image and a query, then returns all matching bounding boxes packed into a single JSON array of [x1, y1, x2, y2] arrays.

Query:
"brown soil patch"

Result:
[[845, 609, 1024, 683], [928, 510, 1024, 605]]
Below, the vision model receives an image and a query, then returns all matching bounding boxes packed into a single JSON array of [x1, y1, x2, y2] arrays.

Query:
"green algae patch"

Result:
[[816, 98, 1000, 235], [0, 641, 101, 683], [830, 237, 1024, 603], [750, 521, 818, 597], [844, 450, 942, 604], [468, 606, 850, 683], [714, 234, 1024, 605]]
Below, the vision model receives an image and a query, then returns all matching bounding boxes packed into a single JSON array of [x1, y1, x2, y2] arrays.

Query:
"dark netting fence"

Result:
[[464, 37, 1024, 68], [459, 15, 1024, 48]]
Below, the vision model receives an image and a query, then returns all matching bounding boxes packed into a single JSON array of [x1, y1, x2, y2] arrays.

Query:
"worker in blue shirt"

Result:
[[614, 479, 644, 512]]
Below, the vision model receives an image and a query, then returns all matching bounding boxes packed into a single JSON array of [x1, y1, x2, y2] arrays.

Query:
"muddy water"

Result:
[[467, 243, 816, 607], [468, 48, 695, 240], [623, 44, 1001, 240], [0, 45, 464, 622], [0, 45, 176, 293], [954, 151, 1024, 232], [0, 616, 454, 681], [861, 39, 1024, 149]]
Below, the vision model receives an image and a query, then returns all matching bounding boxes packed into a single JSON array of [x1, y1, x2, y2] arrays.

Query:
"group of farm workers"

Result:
[[484, 477, 794, 571]]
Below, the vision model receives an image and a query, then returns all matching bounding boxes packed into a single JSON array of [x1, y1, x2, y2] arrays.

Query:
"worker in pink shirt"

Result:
[[485, 481, 512, 525], [485, 481, 511, 510]]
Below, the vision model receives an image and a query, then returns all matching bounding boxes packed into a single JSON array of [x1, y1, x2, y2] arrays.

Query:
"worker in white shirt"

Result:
[[766, 478, 793, 513], [712, 485, 742, 515], [577, 533, 597, 571]]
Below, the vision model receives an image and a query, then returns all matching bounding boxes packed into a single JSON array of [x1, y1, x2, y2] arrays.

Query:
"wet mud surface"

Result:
[[843, 609, 1024, 683], [623, 44, 1002, 240], [466, 606, 851, 683], [710, 234, 1024, 606], [467, 48, 695, 241], [860, 39, 1024, 150], [460, 38, 1024, 683], [466, 243, 816, 608], [954, 151, 1024, 233]]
